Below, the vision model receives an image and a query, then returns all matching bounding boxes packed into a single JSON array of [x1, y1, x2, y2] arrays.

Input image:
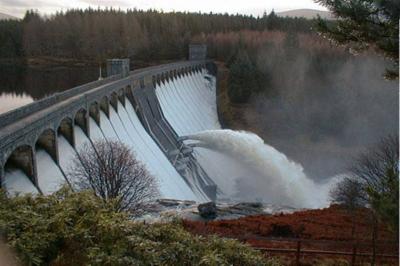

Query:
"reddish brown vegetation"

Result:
[[183, 205, 399, 265], [183, 205, 394, 241]]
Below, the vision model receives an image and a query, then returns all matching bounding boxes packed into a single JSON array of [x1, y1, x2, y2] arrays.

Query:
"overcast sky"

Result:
[[0, 0, 326, 18]]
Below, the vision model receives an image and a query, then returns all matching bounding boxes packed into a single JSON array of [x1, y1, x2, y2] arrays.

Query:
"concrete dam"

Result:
[[0, 46, 225, 202]]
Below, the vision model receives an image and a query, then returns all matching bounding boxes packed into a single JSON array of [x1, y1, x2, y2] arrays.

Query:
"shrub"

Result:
[[0, 188, 279, 266], [268, 223, 295, 238]]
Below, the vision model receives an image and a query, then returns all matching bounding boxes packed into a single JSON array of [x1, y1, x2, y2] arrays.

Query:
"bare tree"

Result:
[[331, 135, 398, 265], [330, 176, 366, 239], [350, 134, 398, 230], [351, 134, 398, 266], [69, 140, 159, 214], [330, 177, 366, 209]]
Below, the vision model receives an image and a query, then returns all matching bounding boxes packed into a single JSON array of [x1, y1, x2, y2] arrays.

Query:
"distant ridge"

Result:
[[0, 12, 18, 20], [277, 9, 333, 20]]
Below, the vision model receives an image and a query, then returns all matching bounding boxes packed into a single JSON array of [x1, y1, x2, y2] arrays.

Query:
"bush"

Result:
[[0, 188, 279, 266], [268, 223, 295, 238]]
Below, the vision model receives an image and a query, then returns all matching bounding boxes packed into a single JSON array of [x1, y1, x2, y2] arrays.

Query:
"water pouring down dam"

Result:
[[185, 130, 335, 208]]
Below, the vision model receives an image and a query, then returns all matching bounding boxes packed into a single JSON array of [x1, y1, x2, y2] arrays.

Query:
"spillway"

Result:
[[36, 149, 66, 195], [99, 111, 119, 140], [89, 117, 106, 141], [58, 135, 78, 185], [64, 104, 201, 201], [74, 125, 92, 148], [3, 169, 38, 195], [122, 101, 200, 201], [155, 69, 249, 200]]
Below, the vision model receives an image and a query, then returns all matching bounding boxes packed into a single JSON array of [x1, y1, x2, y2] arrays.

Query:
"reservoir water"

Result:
[[0, 64, 99, 114]]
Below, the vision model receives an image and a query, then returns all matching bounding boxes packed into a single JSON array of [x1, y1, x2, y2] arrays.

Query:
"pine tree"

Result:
[[315, 0, 399, 79], [227, 50, 257, 103], [283, 30, 300, 60]]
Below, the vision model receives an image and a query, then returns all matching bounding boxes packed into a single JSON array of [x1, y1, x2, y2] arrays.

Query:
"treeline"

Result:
[[203, 29, 348, 103], [0, 19, 24, 58], [0, 8, 315, 61]]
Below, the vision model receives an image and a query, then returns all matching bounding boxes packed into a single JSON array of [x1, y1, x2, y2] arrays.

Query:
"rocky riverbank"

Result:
[[139, 199, 298, 222]]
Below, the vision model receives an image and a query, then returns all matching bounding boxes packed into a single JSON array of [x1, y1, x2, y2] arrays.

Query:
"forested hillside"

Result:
[[0, 9, 313, 61]]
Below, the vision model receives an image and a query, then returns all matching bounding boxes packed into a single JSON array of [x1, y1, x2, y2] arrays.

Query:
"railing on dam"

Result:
[[0, 59, 215, 191]]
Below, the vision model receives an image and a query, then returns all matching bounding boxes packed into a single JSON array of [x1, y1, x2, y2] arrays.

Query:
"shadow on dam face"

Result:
[[5, 145, 37, 185], [36, 128, 58, 164], [58, 117, 74, 147]]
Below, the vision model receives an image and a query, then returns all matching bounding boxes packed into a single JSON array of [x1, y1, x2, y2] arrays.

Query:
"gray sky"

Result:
[[0, 0, 326, 18]]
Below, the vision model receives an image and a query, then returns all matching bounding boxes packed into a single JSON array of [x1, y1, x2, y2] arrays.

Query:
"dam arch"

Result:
[[74, 108, 89, 137], [35, 128, 58, 164], [110, 92, 119, 112], [118, 88, 126, 107], [99, 96, 110, 118], [4, 145, 38, 188], [89, 102, 100, 126], [58, 117, 75, 147], [125, 86, 134, 106]]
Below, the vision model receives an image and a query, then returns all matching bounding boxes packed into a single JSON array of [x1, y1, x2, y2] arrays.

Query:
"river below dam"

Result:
[[0, 64, 100, 114]]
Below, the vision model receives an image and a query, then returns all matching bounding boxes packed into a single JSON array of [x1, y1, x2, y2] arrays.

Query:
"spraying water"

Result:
[[187, 129, 338, 208]]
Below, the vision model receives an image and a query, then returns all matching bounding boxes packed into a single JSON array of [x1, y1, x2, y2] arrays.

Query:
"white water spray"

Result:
[[188, 129, 337, 208]]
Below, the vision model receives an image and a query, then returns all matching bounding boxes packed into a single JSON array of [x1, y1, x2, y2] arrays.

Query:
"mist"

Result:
[[249, 41, 398, 181]]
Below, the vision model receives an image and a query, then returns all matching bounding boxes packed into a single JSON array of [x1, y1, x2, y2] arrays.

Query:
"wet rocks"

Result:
[[216, 202, 265, 219], [138, 199, 298, 223], [198, 202, 217, 219], [157, 199, 196, 207]]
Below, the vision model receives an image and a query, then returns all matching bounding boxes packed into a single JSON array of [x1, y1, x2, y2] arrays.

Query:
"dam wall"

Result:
[[0, 57, 217, 202], [155, 68, 253, 200]]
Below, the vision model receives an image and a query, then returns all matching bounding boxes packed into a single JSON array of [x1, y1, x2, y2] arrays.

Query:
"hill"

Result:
[[277, 9, 333, 19], [0, 12, 18, 20]]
